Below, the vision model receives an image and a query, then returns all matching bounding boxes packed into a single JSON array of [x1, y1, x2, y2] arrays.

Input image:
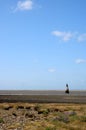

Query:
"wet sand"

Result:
[[0, 90, 86, 103]]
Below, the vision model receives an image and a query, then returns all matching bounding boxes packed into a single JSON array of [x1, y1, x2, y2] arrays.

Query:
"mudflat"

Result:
[[0, 90, 86, 103], [0, 90, 86, 95]]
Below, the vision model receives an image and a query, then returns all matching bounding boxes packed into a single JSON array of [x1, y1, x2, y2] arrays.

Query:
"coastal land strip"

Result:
[[0, 90, 86, 103]]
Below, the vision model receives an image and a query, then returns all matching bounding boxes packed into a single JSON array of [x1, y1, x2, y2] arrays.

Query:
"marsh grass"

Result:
[[0, 103, 86, 130], [45, 126, 56, 130], [0, 117, 4, 123], [80, 115, 86, 122]]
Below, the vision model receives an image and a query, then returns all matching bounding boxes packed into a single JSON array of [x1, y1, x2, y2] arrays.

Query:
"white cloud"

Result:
[[75, 59, 86, 64], [52, 30, 86, 42], [48, 68, 56, 73], [52, 30, 74, 42], [77, 33, 86, 42], [15, 0, 33, 11]]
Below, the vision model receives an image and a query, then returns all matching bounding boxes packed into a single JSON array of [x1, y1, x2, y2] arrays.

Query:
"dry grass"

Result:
[[0, 103, 86, 130]]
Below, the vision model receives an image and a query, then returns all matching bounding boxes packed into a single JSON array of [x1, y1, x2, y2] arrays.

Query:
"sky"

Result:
[[0, 0, 86, 90]]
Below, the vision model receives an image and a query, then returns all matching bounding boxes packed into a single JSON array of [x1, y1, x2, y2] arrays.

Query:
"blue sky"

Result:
[[0, 0, 86, 90]]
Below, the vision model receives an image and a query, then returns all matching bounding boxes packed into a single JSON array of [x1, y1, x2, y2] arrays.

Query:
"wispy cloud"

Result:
[[52, 30, 74, 42], [52, 30, 86, 43], [15, 0, 33, 11], [77, 33, 86, 42], [48, 68, 56, 73], [75, 59, 86, 64]]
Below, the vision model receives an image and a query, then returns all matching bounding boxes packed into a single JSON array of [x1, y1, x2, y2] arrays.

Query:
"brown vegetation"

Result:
[[0, 103, 86, 130]]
